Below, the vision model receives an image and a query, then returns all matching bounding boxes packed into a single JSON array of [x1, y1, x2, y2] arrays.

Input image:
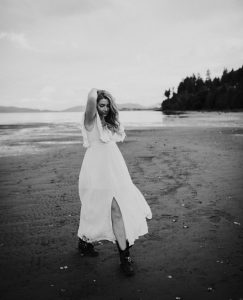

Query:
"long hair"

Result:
[[97, 90, 120, 130]]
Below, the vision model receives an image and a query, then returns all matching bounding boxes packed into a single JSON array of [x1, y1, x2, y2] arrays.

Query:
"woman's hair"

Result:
[[97, 90, 120, 130]]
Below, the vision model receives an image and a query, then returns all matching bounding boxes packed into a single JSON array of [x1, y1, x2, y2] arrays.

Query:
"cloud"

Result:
[[42, 0, 112, 17], [0, 32, 35, 50], [40, 85, 56, 97], [0, 0, 112, 30], [0, 0, 243, 109]]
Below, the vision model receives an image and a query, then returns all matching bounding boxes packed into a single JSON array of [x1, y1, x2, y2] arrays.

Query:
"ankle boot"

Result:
[[116, 241, 134, 276], [78, 238, 99, 257]]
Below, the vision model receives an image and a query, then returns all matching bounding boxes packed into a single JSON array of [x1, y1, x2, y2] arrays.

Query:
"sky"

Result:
[[0, 0, 243, 110]]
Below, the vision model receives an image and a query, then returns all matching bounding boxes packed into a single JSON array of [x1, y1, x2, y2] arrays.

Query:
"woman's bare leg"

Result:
[[111, 197, 126, 250]]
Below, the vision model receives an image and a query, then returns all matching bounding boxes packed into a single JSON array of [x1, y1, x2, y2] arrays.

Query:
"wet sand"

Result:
[[0, 126, 243, 300]]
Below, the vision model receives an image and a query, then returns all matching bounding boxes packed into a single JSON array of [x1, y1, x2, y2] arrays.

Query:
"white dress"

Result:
[[78, 112, 152, 246]]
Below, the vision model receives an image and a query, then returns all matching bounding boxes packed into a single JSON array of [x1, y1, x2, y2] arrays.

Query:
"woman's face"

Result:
[[97, 98, 110, 117]]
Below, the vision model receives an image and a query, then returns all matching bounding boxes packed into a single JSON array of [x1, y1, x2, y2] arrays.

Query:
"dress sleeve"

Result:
[[113, 122, 126, 143]]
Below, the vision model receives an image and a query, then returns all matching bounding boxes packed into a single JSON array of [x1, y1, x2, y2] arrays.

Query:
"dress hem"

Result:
[[77, 230, 150, 246]]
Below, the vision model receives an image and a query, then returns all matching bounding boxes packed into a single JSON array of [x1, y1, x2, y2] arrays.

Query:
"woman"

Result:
[[77, 88, 152, 276]]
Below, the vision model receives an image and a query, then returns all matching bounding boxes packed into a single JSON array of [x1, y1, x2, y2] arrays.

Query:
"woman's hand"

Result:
[[88, 88, 98, 99]]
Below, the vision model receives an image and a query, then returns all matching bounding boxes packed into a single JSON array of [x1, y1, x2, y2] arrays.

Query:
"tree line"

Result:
[[161, 66, 243, 111]]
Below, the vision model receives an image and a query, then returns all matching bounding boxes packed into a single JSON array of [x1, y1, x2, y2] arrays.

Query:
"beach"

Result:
[[0, 126, 243, 300]]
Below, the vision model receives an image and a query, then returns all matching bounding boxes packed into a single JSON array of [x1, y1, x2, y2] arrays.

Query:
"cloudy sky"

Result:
[[0, 0, 242, 110]]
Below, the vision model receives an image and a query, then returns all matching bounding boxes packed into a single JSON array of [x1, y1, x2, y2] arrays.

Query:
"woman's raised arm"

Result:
[[84, 88, 98, 124]]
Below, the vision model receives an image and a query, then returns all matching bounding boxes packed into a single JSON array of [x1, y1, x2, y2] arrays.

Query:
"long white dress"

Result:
[[78, 112, 152, 246]]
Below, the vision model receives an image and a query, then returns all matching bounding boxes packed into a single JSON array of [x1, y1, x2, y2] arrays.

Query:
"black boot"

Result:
[[78, 238, 99, 257], [116, 240, 134, 276]]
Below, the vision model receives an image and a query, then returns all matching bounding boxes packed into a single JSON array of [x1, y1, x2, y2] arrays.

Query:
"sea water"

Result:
[[0, 111, 242, 157], [1, 111, 243, 127]]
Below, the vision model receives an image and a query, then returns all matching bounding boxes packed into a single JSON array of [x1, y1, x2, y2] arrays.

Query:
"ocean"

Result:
[[0, 111, 242, 157]]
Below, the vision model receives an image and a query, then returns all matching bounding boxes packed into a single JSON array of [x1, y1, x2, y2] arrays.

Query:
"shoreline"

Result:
[[0, 126, 243, 299], [1, 126, 243, 159], [1, 109, 243, 114]]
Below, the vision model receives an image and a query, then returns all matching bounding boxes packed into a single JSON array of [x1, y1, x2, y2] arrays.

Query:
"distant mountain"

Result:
[[0, 102, 160, 113], [0, 106, 55, 113], [117, 103, 146, 110], [61, 105, 85, 112], [145, 102, 162, 110], [118, 103, 161, 110], [59, 103, 158, 111], [61, 103, 149, 111]]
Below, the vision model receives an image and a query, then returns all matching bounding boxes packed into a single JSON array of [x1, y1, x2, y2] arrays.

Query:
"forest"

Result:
[[161, 65, 243, 111]]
